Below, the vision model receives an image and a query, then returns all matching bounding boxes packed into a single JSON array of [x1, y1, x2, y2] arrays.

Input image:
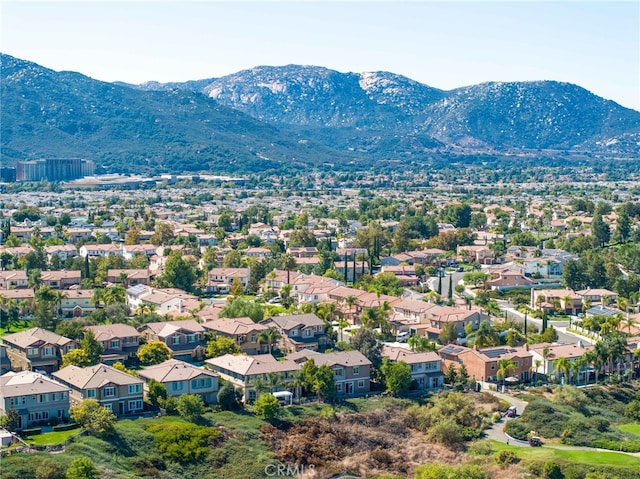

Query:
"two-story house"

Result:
[[84, 324, 141, 364], [202, 317, 268, 355], [52, 364, 144, 416], [138, 359, 219, 405], [0, 370, 71, 429], [381, 346, 443, 390], [439, 344, 533, 385], [205, 353, 300, 402], [260, 313, 329, 352], [60, 289, 96, 318], [2, 328, 78, 373], [206, 268, 250, 294], [138, 320, 206, 362], [0, 270, 28, 289], [107, 269, 150, 287], [286, 350, 372, 397], [79, 243, 122, 258], [126, 285, 200, 316], [44, 244, 78, 263], [40, 270, 81, 289]]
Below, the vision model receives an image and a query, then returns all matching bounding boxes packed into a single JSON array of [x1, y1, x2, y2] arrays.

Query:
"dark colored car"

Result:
[[529, 437, 543, 447]]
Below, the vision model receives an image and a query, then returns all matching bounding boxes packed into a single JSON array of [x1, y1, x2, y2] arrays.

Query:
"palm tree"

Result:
[[250, 375, 269, 399], [91, 287, 106, 308], [258, 326, 282, 354], [531, 359, 543, 383], [104, 285, 126, 305], [623, 316, 637, 336], [282, 254, 297, 285], [552, 356, 571, 385], [469, 320, 499, 348], [290, 369, 305, 401], [541, 346, 555, 376], [484, 300, 501, 318], [359, 307, 381, 329], [571, 357, 585, 385], [265, 371, 285, 393], [497, 358, 517, 390], [336, 318, 349, 342], [345, 295, 359, 322]]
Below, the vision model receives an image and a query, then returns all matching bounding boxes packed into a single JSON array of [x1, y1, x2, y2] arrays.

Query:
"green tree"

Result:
[[61, 348, 91, 368], [496, 358, 516, 389], [80, 330, 103, 365], [381, 359, 412, 396], [217, 382, 242, 410], [147, 378, 168, 407], [137, 341, 172, 365], [439, 322, 458, 344], [552, 356, 571, 385], [35, 457, 64, 479], [159, 251, 197, 292], [253, 393, 281, 419], [206, 336, 241, 358], [230, 277, 244, 297], [444, 363, 458, 385], [350, 327, 382, 368], [176, 394, 205, 421], [257, 326, 282, 354], [66, 457, 99, 479], [219, 298, 264, 322], [69, 399, 116, 436], [313, 364, 336, 402], [469, 320, 500, 348], [591, 213, 610, 247]]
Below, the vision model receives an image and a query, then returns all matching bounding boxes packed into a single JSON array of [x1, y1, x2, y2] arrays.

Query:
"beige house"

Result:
[[40, 270, 81, 289], [381, 346, 444, 390], [0, 270, 28, 289], [205, 353, 300, 402], [107, 269, 150, 287], [138, 359, 219, 404], [202, 317, 268, 355], [138, 320, 207, 362], [60, 289, 96, 317], [53, 364, 144, 416], [2, 328, 78, 373], [261, 313, 329, 352]]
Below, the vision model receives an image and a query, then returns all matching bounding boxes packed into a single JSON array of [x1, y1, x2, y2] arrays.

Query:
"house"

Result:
[[529, 342, 594, 381], [0, 270, 28, 289], [44, 244, 78, 262], [53, 364, 144, 416], [2, 328, 78, 373], [206, 268, 250, 294], [412, 305, 486, 341], [286, 350, 372, 397], [122, 244, 157, 260], [107, 269, 150, 287], [79, 243, 122, 258], [0, 289, 36, 311], [84, 324, 141, 364], [245, 247, 271, 259], [576, 289, 618, 306], [40, 270, 82, 289], [126, 285, 200, 315], [261, 313, 329, 352], [439, 344, 533, 384], [381, 346, 444, 390], [205, 353, 300, 402], [531, 289, 583, 314], [0, 370, 71, 429], [287, 247, 319, 258], [202, 317, 269, 355], [60, 289, 96, 317], [138, 359, 219, 404], [457, 245, 494, 264], [138, 320, 207, 362]]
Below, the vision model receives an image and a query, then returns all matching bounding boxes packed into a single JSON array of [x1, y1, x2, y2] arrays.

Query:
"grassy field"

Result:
[[618, 423, 640, 437], [486, 440, 640, 467], [0, 320, 32, 337], [26, 426, 83, 446]]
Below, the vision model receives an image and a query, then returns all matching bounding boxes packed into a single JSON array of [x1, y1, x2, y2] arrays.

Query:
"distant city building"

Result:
[[15, 158, 94, 182]]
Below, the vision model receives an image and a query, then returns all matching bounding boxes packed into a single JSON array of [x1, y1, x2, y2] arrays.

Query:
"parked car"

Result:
[[506, 406, 517, 417], [529, 437, 543, 447]]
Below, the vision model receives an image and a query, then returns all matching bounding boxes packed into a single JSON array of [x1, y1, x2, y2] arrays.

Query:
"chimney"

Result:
[[577, 340, 584, 348]]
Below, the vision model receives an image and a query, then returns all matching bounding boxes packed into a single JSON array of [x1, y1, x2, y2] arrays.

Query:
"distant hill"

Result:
[[2, 54, 639, 175]]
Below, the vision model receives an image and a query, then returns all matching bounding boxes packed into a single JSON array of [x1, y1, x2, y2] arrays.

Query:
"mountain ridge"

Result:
[[2, 53, 639, 175]]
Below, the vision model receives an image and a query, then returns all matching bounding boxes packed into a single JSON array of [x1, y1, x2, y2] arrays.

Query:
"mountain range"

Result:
[[2, 53, 639, 175]]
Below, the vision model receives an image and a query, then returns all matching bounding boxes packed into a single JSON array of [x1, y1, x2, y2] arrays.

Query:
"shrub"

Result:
[[146, 422, 220, 463], [253, 393, 281, 419], [20, 428, 42, 436], [542, 461, 563, 479], [52, 423, 81, 432], [495, 449, 520, 466], [467, 441, 493, 456]]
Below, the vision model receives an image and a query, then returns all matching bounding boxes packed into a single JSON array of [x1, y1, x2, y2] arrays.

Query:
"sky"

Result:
[[2, 1, 639, 111]]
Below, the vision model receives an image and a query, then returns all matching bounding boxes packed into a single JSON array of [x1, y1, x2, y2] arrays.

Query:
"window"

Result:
[[58, 409, 65, 418], [334, 368, 344, 378], [250, 334, 257, 343], [128, 400, 143, 411], [51, 393, 58, 401], [42, 347, 55, 357], [86, 389, 96, 398], [290, 329, 298, 337], [238, 335, 245, 344], [104, 403, 113, 411], [27, 348, 39, 356], [352, 366, 360, 375], [188, 334, 196, 344], [38, 394, 47, 403], [335, 383, 342, 392], [172, 336, 180, 345], [304, 329, 312, 337], [513, 361, 519, 368], [192, 378, 212, 389], [248, 390, 256, 401], [128, 384, 142, 394], [104, 387, 116, 397], [490, 363, 496, 370], [110, 340, 120, 348], [357, 380, 365, 389], [172, 382, 184, 391], [17, 396, 26, 405]]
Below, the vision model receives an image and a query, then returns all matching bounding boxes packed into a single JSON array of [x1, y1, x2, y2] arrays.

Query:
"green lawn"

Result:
[[485, 440, 640, 467], [0, 320, 32, 337], [26, 426, 83, 446], [618, 423, 640, 437]]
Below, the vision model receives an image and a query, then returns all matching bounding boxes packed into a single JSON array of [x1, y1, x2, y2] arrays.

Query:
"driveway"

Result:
[[482, 389, 530, 446]]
